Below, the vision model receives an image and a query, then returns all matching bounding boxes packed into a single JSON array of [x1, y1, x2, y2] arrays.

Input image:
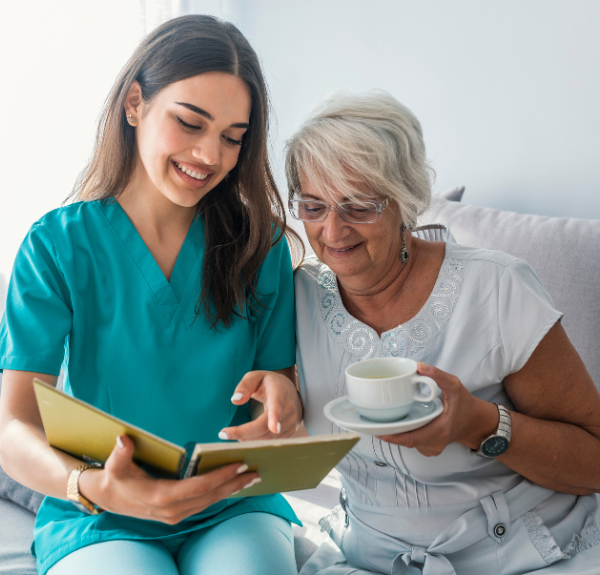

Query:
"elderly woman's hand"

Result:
[[218, 367, 303, 441], [376, 362, 498, 456]]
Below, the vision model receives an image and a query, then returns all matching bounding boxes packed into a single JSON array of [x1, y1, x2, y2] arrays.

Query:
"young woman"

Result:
[[0, 15, 303, 575]]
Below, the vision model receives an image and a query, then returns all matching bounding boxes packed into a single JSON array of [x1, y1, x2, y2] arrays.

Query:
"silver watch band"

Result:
[[473, 403, 512, 458], [497, 404, 512, 436]]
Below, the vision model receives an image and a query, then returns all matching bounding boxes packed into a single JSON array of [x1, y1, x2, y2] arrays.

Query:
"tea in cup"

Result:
[[345, 358, 439, 422]]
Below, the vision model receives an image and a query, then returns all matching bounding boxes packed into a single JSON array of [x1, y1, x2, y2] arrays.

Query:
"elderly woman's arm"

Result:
[[378, 321, 600, 495]]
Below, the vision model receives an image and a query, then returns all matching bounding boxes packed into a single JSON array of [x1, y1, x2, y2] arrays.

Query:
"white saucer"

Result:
[[323, 396, 444, 436]]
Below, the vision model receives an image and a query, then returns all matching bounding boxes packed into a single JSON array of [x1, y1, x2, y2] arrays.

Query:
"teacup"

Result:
[[345, 358, 440, 422]]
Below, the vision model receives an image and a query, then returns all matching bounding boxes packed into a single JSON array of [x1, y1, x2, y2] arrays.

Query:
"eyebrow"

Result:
[[300, 193, 353, 202], [175, 102, 249, 128]]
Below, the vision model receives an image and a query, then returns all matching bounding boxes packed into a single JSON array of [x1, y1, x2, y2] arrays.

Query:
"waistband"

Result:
[[343, 478, 556, 575]]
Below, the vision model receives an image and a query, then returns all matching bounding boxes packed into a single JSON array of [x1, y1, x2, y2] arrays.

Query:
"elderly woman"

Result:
[[287, 91, 600, 575]]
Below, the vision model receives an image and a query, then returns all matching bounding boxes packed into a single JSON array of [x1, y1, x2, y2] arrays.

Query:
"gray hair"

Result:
[[285, 90, 434, 230]]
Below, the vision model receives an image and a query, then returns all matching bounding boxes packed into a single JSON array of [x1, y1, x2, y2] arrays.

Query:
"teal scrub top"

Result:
[[0, 200, 300, 574]]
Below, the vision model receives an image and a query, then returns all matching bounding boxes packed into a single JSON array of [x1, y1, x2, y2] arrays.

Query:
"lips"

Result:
[[325, 243, 361, 257], [174, 161, 209, 180], [172, 160, 214, 189]]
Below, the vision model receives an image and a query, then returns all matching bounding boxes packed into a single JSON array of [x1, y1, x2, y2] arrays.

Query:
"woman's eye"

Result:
[[301, 204, 326, 215], [176, 117, 243, 146], [346, 205, 372, 214], [176, 117, 201, 130], [223, 135, 243, 146]]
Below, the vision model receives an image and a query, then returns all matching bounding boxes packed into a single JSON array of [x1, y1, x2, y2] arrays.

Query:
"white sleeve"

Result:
[[498, 259, 563, 374]]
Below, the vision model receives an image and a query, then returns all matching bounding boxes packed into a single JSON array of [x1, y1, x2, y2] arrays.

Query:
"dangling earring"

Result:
[[400, 223, 409, 263], [126, 113, 136, 126]]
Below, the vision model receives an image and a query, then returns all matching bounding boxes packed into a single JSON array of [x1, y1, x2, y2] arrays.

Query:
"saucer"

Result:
[[323, 396, 444, 436]]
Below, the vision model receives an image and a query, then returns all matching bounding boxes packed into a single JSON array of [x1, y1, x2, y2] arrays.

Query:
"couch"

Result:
[[2, 188, 599, 573]]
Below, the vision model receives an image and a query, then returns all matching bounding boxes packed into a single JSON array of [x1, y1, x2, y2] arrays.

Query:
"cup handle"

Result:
[[412, 376, 440, 403]]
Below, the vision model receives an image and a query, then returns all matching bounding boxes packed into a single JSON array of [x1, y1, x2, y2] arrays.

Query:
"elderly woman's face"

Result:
[[300, 178, 404, 285]]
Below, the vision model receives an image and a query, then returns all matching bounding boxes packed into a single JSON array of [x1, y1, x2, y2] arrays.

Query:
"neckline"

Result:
[[316, 243, 465, 359], [338, 241, 446, 335], [96, 200, 202, 322]]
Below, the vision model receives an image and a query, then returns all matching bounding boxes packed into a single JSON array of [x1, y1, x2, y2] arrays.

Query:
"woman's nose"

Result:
[[191, 136, 220, 167], [320, 210, 352, 242]]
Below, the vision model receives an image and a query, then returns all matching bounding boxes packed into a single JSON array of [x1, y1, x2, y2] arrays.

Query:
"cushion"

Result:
[[419, 193, 600, 388], [0, 466, 44, 515], [0, 497, 36, 575], [437, 185, 465, 202]]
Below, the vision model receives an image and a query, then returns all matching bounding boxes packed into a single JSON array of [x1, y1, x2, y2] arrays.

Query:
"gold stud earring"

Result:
[[126, 114, 136, 125]]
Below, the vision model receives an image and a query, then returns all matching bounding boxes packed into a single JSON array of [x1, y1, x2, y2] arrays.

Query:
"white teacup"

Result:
[[345, 358, 440, 422]]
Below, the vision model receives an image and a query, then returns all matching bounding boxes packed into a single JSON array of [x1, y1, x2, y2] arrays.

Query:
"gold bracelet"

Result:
[[67, 463, 104, 515]]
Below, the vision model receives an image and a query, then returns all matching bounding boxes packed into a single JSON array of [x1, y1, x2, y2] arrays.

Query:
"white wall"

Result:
[[0, 0, 229, 283], [224, 0, 600, 241], [0, 1, 149, 282], [1, 0, 599, 283]]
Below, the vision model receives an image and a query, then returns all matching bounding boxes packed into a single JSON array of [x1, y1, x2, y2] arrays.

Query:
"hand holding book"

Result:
[[34, 379, 359, 513], [78, 434, 261, 524]]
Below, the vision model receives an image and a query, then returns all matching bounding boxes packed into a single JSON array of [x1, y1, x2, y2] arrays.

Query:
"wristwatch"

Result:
[[67, 463, 104, 515], [473, 404, 512, 458]]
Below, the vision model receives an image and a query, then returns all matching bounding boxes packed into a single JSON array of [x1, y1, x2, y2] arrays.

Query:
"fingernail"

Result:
[[244, 477, 261, 489], [236, 464, 249, 474], [116, 436, 124, 449], [218, 431, 229, 440], [276, 421, 281, 434], [231, 393, 243, 402], [231, 489, 241, 495], [419, 362, 430, 373]]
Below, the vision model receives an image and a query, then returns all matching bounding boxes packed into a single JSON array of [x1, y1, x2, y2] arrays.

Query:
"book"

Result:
[[33, 379, 359, 498]]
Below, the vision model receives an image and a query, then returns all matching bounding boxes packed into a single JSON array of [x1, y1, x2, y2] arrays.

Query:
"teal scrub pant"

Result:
[[46, 512, 297, 575]]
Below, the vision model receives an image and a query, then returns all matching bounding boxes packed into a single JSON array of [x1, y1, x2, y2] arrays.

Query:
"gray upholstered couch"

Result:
[[2, 188, 599, 573]]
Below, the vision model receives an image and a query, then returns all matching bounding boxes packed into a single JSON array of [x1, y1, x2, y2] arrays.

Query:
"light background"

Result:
[[1, 0, 599, 301]]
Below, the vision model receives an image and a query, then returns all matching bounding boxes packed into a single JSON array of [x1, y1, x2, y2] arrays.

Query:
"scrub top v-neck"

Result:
[[101, 199, 199, 324], [0, 200, 299, 575]]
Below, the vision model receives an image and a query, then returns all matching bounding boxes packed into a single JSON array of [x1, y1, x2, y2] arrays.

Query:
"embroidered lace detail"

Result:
[[563, 524, 600, 558], [319, 504, 346, 536], [317, 259, 464, 360], [523, 510, 566, 564], [523, 510, 600, 564]]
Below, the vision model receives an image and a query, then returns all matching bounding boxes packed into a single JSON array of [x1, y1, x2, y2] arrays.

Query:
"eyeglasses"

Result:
[[288, 197, 391, 224]]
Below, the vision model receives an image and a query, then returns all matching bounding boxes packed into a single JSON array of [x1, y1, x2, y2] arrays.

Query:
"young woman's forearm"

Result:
[[0, 370, 84, 501], [0, 370, 261, 521], [0, 416, 84, 500]]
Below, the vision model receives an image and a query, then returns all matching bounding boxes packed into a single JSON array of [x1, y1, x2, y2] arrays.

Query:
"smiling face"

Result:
[[125, 72, 251, 208], [299, 176, 405, 288]]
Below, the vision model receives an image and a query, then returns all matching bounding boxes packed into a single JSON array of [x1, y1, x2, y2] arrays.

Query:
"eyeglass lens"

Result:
[[289, 200, 380, 223]]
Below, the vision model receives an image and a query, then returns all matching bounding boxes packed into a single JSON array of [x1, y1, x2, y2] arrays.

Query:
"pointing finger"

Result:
[[230, 371, 267, 405]]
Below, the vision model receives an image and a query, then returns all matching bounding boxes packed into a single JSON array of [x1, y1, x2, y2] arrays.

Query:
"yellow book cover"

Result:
[[33, 379, 359, 497]]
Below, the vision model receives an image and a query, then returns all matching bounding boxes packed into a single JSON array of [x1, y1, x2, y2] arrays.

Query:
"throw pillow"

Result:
[[419, 192, 600, 389]]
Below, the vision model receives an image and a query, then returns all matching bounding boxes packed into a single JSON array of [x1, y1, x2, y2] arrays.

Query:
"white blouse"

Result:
[[295, 234, 600, 574]]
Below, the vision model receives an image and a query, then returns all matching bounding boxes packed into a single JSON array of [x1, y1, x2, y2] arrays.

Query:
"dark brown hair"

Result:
[[71, 15, 303, 328]]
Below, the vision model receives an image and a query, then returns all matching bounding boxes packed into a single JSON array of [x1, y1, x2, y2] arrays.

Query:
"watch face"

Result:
[[482, 436, 509, 457]]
